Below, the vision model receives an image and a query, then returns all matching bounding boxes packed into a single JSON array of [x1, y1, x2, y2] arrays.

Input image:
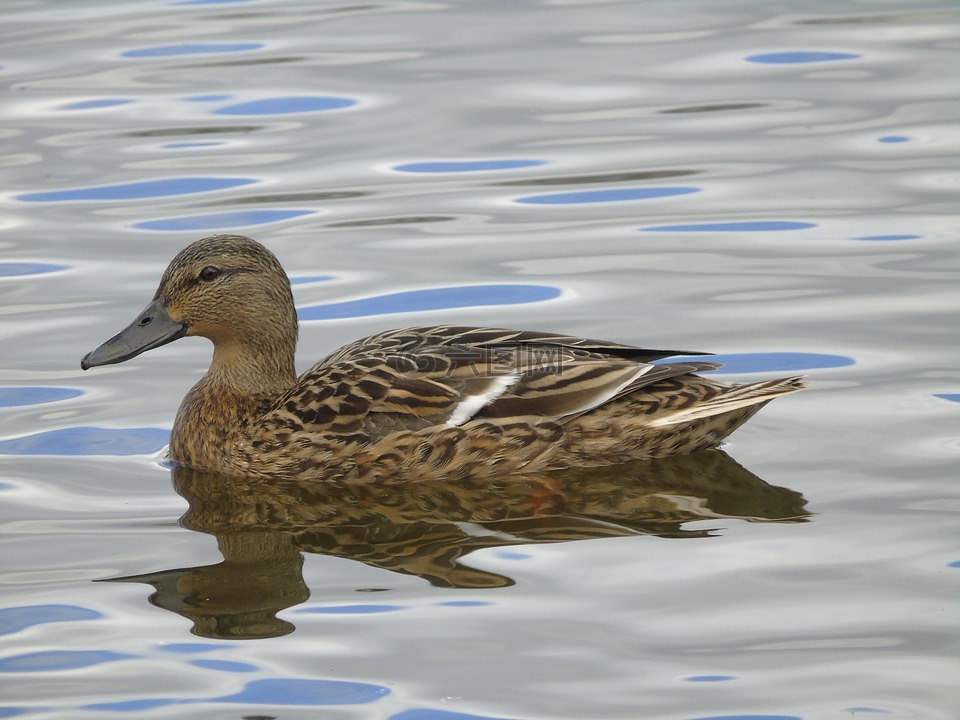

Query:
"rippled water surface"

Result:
[[2, 1, 958, 718]]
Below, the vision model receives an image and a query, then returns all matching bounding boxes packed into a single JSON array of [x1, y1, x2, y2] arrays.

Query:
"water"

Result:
[[2, 0, 958, 718]]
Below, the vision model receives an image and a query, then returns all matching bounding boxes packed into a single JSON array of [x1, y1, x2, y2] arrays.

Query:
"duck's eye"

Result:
[[198, 266, 221, 282]]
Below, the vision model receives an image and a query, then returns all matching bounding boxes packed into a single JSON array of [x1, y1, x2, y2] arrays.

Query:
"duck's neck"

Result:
[[208, 340, 298, 396], [169, 339, 298, 472]]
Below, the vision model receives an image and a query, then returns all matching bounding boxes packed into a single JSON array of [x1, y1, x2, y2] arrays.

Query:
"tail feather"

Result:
[[648, 376, 806, 428]]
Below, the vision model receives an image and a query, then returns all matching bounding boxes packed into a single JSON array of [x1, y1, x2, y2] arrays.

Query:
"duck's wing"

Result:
[[274, 328, 720, 440], [319, 325, 710, 366]]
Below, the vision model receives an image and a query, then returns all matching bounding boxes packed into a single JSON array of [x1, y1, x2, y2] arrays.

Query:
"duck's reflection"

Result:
[[107, 450, 807, 639]]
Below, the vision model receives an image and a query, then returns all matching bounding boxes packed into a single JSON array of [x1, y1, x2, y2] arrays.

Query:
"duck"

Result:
[[81, 234, 805, 482]]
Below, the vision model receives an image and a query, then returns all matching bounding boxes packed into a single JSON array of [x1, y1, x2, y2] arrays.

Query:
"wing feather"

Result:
[[276, 327, 718, 440], [646, 375, 806, 427], [320, 325, 708, 366]]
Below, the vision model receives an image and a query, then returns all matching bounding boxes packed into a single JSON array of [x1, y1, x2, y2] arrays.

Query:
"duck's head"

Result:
[[81, 235, 298, 383]]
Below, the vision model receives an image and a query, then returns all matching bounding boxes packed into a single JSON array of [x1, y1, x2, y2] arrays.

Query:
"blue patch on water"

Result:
[[0, 709, 26, 718], [746, 51, 859, 64], [17, 177, 257, 202], [661, 352, 854, 374], [842, 709, 891, 714], [189, 659, 258, 673], [391, 710, 512, 720], [134, 209, 315, 231], [642, 221, 814, 232], [0, 650, 134, 673], [0, 605, 102, 636], [685, 675, 735, 682], [394, 160, 545, 173], [0, 427, 169, 456], [689, 716, 801, 720], [947, 560, 960, 568], [877, 135, 909, 143], [296, 605, 404, 614], [496, 551, 532, 560], [60, 99, 133, 110], [123, 43, 263, 58], [214, 678, 390, 705], [290, 275, 334, 285], [434, 601, 493, 607], [0, 387, 84, 408], [214, 97, 356, 115], [0, 262, 69, 277], [517, 187, 699, 204], [158, 643, 234, 654], [86, 678, 389, 711], [183, 94, 233, 102], [934, 394, 960, 403], [853, 234, 921, 241], [163, 141, 225, 149], [298, 284, 561, 321], [85, 698, 180, 712], [175, 0, 252, 4]]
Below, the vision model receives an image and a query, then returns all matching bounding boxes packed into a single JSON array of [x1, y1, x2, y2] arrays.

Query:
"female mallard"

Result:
[[81, 234, 804, 481]]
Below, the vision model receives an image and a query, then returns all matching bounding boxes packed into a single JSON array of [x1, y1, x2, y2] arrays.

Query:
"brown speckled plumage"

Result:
[[82, 234, 805, 481]]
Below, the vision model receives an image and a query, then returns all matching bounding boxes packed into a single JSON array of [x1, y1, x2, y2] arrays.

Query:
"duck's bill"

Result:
[[81, 298, 187, 370]]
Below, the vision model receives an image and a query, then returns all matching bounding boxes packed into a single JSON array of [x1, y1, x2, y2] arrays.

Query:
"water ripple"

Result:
[[213, 97, 356, 115], [662, 352, 854, 374], [188, 659, 258, 673], [296, 604, 404, 614], [642, 221, 815, 232], [298, 285, 562, 321], [134, 209, 317, 232], [689, 716, 800, 720], [394, 160, 545, 173], [182, 94, 234, 102], [0, 427, 168, 456], [746, 51, 860, 64], [0, 650, 134, 673], [17, 177, 258, 203], [390, 710, 512, 720], [0, 387, 83, 408], [516, 187, 699, 205], [123, 43, 264, 58], [853, 234, 921, 242], [60, 99, 134, 110], [214, 678, 390, 705], [289, 275, 335, 286], [174, 0, 257, 5], [82, 677, 390, 711], [162, 141, 226, 149], [0, 263, 69, 278], [158, 643, 234, 654], [434, 601, 493, 608], [0, 605, 102, 636]]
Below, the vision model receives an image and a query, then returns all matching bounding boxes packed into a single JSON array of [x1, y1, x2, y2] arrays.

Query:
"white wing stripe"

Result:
[[445, 373, 521, 427]]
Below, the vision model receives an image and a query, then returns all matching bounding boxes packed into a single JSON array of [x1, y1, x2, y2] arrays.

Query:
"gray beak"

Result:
[[81, 298, 187, 370]]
